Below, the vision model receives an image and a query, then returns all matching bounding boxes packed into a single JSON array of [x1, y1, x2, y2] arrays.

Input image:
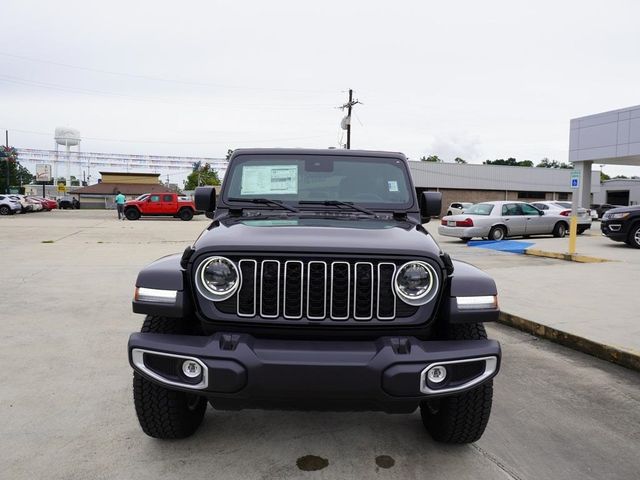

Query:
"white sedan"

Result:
[[438, 201, 569, 241], [530, 201, 592, 234]]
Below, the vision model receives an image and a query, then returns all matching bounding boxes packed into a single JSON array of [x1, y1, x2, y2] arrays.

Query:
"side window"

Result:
[[163, 195, 173, 202], [150, 195, 161, 202], [502, 203, 521, 216], [521, 203, 541, 216], [452, 203, 460, 209]]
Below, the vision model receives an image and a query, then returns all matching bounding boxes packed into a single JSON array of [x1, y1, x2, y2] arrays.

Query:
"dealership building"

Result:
[[408, 161, 600, 216]]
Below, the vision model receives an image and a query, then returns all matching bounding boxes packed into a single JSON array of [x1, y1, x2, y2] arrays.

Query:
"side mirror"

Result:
[[195, 186, 216, 217], [420, 191, 442, 223], [539, 210, 544, 216]]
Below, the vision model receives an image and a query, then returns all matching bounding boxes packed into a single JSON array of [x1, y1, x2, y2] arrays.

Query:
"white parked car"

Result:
[[530, 201, 592, 234], [446, 202, 473, 215], [0, 194, 22, 215], [438, 201, 568, 241]]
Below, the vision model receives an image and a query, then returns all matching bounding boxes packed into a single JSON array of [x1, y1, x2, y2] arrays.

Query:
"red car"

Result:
[[124, 193, 201, 221], [30, 196, 58, 211]]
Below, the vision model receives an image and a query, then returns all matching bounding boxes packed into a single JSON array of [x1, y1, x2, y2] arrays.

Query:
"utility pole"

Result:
[[339, 89, 361, 149], [5, 130, 9, 194]]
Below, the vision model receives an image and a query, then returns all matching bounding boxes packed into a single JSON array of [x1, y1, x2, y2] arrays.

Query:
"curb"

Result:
[[524, 248, 611, 263], [498, 311, 640, 372]]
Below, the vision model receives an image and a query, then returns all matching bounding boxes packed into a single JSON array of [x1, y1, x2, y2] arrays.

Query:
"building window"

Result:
[[557, 193, 569, 200], [517, 191, 546, 200]]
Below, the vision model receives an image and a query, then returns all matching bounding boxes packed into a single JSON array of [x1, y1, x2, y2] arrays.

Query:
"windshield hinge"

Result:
[[393, 211, 408, 221]]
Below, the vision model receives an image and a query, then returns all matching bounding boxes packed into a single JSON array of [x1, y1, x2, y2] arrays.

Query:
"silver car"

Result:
[[530, 201, 592, 234], [438, 201, 569, 241]]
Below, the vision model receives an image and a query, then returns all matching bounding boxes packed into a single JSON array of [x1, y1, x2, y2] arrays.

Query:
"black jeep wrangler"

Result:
[[128, 149, 501, 444]]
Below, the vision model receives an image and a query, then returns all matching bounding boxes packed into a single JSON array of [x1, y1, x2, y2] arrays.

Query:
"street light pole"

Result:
[[5, 130, 9, 194]]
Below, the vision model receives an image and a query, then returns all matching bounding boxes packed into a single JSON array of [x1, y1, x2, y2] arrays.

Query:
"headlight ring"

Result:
[[393, 261, 439, 306], [196, 256, 241, 301]]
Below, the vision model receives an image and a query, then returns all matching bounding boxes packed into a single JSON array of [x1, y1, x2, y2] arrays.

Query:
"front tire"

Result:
[[133, 316, 207, 439], [627, 224, 640, 249], [420, 323, 494, 444], [125, 208, 141, 221], [0, 205, 11, 215], [179, 208, 194, 221]]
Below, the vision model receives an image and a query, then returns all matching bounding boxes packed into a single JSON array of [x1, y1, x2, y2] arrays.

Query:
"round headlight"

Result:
[[394, 261, 438, 306], [197, 256, 240, 300]]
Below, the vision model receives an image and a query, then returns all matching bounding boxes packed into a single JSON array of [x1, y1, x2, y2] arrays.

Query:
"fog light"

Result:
[[182, 360, 202, 378], [427, 365, 447, 384]]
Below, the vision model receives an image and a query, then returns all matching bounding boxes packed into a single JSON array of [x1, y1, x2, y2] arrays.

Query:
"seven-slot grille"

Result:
[[214, 258, 420, 322]]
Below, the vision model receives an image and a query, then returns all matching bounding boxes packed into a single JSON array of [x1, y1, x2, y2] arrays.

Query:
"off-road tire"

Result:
[[420, 323, 494, 444], [133, 316, 207, 439], [0, 205, 11, 215], [125, 208, 141, 221], [488, 225, 506, 241], [553, 222, 568, 238], [179, 208, 194, 221], [627, 224, 640, 249]]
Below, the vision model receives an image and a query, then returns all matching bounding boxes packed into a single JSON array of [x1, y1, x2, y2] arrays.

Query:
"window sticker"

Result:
[[387, 180, 399, 192], [241, 165, 298, 195]]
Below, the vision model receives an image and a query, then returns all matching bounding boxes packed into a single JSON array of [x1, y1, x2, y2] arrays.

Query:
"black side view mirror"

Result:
[[539, 210, 544, 216], [420, 191, 442, 223], [194, 186, 216, 218]]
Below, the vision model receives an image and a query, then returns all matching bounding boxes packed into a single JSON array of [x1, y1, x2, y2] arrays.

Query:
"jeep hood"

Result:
[[193, 217, 441, 258]]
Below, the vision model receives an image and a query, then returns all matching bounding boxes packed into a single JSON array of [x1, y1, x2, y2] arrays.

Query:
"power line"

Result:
[[0, 51, 335, 95], [338, 89, 361, 149]]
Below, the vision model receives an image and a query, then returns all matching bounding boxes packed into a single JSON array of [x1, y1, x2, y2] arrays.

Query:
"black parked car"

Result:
[[57, 196, 80, 209], [601, 206, 640, 248], [591, 203, 624, 219], [128, 148, 501, 444]]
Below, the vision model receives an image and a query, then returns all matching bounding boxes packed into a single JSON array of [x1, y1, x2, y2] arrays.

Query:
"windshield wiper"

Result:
[[227, 197, 300, 213], [299, 200, 379, 218]]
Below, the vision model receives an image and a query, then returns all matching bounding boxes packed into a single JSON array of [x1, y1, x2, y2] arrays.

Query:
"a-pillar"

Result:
[[576, 161, 592, 207]]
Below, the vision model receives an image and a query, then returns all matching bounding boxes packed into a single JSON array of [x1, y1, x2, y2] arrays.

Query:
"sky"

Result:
[[2, 0, 640, 183]]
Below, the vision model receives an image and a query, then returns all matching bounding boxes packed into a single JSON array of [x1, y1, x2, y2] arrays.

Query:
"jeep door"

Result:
[[500, 203, 527, 236], [161, 194, 177, 214], [146, 194, 163, 214]]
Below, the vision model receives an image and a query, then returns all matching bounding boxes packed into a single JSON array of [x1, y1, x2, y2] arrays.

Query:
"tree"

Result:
[[0, 147, 34, 192], [454, 157, 467, 164], [484, 158, 534, 167], [420, 155, 442, 162], [613, 175, 629, 179], [600, 171, 610, 182], [184, 163, 221, 190], [536, 158, 573, 169], [225, 149, 234, 161]]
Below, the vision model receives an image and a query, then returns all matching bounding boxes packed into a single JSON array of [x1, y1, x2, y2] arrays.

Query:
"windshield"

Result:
[[223, 155, 413, 209], [465, 203, 494, 215], [135, 194, 149, 201]]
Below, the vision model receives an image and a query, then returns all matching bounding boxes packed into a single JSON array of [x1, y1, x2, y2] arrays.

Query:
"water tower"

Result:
[[54, 127, 81, 187]]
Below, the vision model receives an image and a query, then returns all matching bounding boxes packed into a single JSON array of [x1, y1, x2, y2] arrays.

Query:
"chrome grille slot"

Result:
[[237, 260, 257, 317], [353, 262, 374, 320], [306, 261, 327, 320], [260, 260, 280, 318], [283, 261, 304, 319]]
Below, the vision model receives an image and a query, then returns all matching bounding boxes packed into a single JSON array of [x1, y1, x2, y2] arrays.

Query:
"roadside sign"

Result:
[[36, 164, 52, 182], [57, 183, 67, 193], [570, 171, 580, 189]]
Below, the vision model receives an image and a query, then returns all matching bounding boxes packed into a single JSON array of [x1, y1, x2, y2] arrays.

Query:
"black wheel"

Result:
[[0, 205, 11, 215], [552, 222, 568, 238], [628, 224, 640, 249], [179, 208, 194, 221], [447, 211, 453, 216], [577, 227, 587, 235], [125, 208, 141, 220], [420, 323, 494, 444], [488, 225, 506, 241], [133, 316, 207, 439]]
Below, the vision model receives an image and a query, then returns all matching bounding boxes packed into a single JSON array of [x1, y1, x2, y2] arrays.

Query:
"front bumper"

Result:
[[601, 221, 628, 242], [128, 332, 501, 413]]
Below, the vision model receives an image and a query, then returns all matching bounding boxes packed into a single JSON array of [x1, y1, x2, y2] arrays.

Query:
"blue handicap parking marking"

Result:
[[467, 240, 535, 254]]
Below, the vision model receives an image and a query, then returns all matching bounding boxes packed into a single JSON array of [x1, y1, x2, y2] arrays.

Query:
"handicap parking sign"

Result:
[[570, 171, 580, 189]]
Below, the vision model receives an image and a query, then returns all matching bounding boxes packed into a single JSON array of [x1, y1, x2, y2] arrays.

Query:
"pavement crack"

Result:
[[470, 444, 524, 480]]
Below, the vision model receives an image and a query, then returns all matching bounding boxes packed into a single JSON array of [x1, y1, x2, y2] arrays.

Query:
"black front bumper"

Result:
[[128, 332, 501, 413], [601, 220, 628, 242]]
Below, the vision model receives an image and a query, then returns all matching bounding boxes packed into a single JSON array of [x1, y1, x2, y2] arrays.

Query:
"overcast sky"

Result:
[[2, 0, 640, 180]]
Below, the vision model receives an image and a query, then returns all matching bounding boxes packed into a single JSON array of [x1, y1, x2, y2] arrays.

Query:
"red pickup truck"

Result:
[[124, 193, 200, 221]]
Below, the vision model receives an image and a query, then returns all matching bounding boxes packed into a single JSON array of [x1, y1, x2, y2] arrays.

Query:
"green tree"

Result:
[[600, 171, 610, 182], [454, 157, 467, 164], [225, 149, 234, 161], [0, 147, 34, 192], [484, 158, 534, 167], [184, 162, 221, 190], [613, 175, 629, 179], [420, 155, 442, 162], [536, 158, 573, 169]]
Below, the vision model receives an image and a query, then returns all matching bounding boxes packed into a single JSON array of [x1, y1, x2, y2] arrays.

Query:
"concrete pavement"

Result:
[[2, 210, 640, 479], [427, 222, 640, 366]]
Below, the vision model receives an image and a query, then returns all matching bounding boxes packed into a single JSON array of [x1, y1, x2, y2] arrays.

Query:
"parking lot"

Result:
[[2, 210, 640, 480]]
